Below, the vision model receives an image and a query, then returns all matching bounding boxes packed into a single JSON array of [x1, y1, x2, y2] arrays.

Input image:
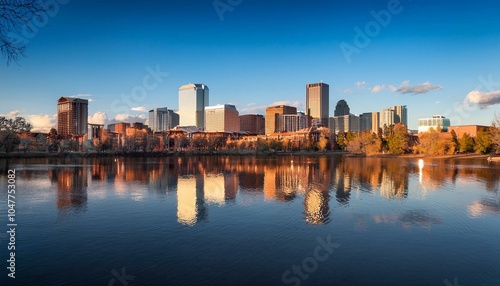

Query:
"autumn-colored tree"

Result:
[[414, 128, 455, 155], [492, 114, 500, 153], [336, 133, 346, 151], [387, 123, 409, 154], [346, 131, 381, 155], [458, 133, 474, 153], [475, 129, 492, 154], [450, 129, 459, 152]]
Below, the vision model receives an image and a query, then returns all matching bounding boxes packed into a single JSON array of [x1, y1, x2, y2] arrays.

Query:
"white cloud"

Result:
[[88, 112, 108, 125], [67, 93, 92, 98], [371, 84, 397, 93], [239, 105, 266, 115], [396, 80, 442, 94], [343, 89, 353, 94], [114, 114, 147, 123], [371, 85, 386, 93], [131, 106, 148, 112], [356, 81, 367, 89], [0, 110, 20, 117], [269, 100, 302, 108], [26, 114, 56, 133], [465, 90, 500, 109]]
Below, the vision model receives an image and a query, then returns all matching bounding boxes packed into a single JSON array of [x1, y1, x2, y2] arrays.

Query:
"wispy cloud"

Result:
[[396, 80, 442, 94], [465, 90, 500, 109], [67, 93, 93, 98], [356, 81, 367, 89], [131, 106, 148, 112], [113, 114, 147, 123], [0, 110, 20, 117], [269, 100, 302, 108], [343, 89, 353, 94], [371, 84, 396, 93]]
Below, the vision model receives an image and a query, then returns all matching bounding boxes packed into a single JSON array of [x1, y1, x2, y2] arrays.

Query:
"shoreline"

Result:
[[0, 150, 494, 160]]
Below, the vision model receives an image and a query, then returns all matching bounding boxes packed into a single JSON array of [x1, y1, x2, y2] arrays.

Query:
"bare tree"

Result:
[[0, 0, 48, 64]]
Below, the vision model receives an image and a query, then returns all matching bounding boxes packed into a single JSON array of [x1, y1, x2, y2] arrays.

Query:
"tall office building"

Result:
[[359, 112, 373, 132], [331, 114, 359, 134], [334, 99, 350, 116], [57, 96, 88, 139], [178, 83, 209, 129], [371, 112, 380, 133], [205, 104, 240, 132], [265, 105, 297, 135], [380, 105, 407, 128], [149, 107, 179, 132], [393, 105, 408, 126], [380, 108, 395, 128], [306, 82, 329, 127]]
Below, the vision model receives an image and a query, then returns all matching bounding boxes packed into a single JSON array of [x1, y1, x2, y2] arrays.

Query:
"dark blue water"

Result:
[[1, 156, 499, 285]]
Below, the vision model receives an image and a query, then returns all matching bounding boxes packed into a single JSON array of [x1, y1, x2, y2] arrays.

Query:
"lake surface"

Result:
[[1, 155, 499, 286]]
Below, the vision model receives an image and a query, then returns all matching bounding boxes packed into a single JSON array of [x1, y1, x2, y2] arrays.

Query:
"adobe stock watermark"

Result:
[[108, 267, 135, 286], [443, 74, 500, 126], [443, 276, 465, 286], [8, 0, 71, 46], [339, 0, 407, 63], [213, 0, 242, 21], [110, 65, 169, 114], [282, 235, 340, 286]]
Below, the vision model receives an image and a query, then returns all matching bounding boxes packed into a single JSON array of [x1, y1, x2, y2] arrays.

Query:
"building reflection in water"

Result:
[[177, 174, 207, 226], [41, 156, 500, 225], [49, 167, 88, 213]]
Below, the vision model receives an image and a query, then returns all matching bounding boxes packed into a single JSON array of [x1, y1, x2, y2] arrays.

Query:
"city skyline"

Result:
[[1, 0, 500, 132]]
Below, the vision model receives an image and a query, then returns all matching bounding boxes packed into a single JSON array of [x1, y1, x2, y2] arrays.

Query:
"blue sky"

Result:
[[1, 0, 500, 132]]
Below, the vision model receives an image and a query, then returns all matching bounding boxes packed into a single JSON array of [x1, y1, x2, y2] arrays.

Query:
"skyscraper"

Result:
[[265, 105, 297, 135], [149, 107, 179, 132], [334, 99, 350, 116], [57, 96, 88, 139], [205, 104, 240, 132], [380, 105, 407, 128], [178, 83, 209, 129], [306, 82, 329, 126]]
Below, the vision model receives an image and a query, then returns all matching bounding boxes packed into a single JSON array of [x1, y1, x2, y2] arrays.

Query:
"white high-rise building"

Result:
[[178, 84, 209, 129], [149, 107, 179, 132], [205, 104, 240, 132]]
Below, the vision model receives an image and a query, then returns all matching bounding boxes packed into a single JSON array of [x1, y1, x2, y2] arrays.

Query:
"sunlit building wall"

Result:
[[306, 82, 329, 127], [178, 83, 209, 129], [205, 104, 240, 132]]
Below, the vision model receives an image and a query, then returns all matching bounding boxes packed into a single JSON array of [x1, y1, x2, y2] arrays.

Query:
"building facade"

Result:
[[418, 115, 451, 133], [57, 97, 88, 139], [330, 114, 360, 134], [306, 82, 329, 127], [265, 105, 297, 135], [178, 83, 209, 129], [359, 112, 373, 132], [278, 112, 309, 133], [380, 105, 407, 128], [334, 99, 350, 117], [205, 104, 240, 132], [448, 125, 489, 138], [149, 107, 179, 132], [371, 112, 380, 133], [239, 114, 265, 135]]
